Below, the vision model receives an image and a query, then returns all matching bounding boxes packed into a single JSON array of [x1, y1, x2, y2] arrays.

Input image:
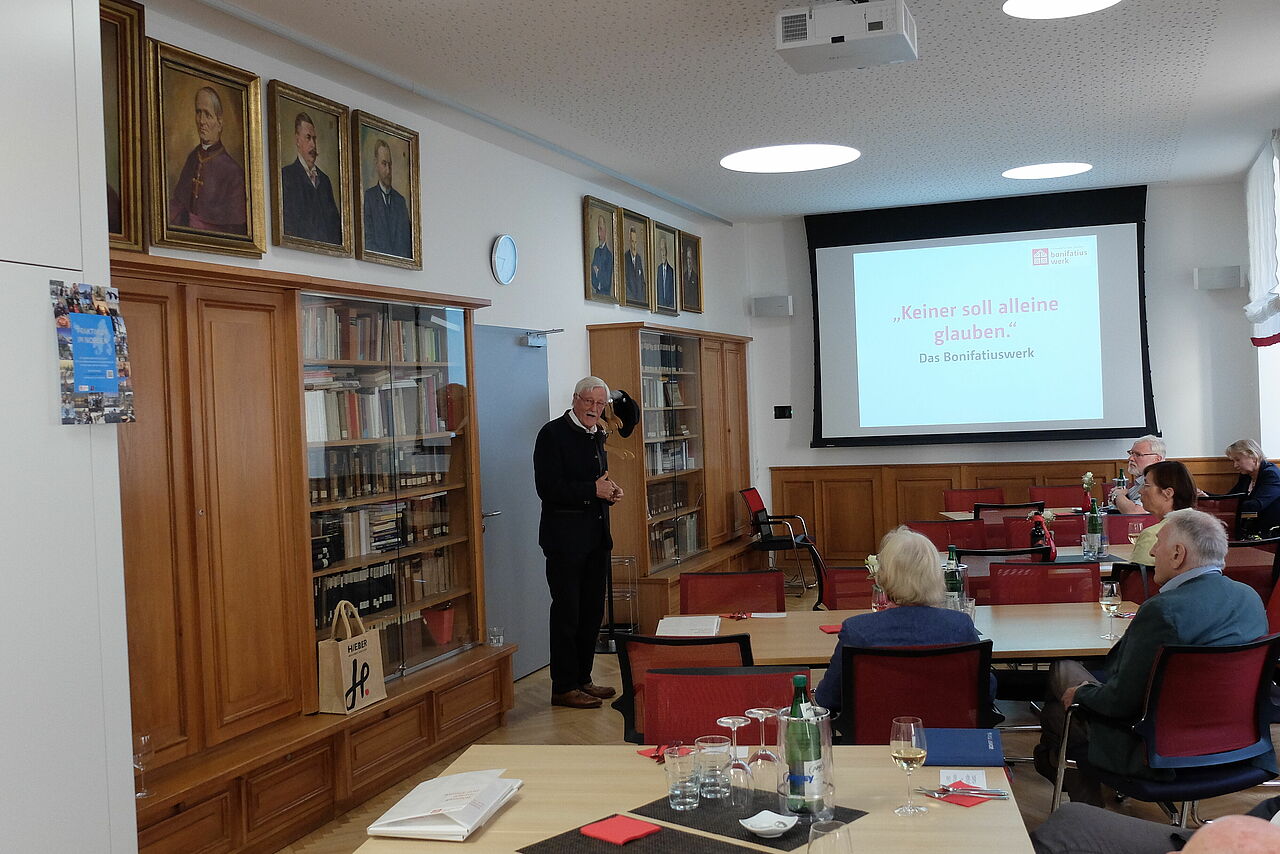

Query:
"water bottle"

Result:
[[784, 675, 823, 813], [1084, 499, 1103, 559]]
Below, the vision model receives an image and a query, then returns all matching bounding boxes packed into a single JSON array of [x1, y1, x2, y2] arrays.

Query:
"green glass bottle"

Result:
[[785, 674, 824, 813], [1085, 498, 1103, 558]]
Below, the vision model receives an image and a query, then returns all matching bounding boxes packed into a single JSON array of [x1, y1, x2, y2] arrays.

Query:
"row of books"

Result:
[[645, 439, 694, 476], [648, 513, 700, 563], [304, 374, 449, 442], [302, 303, 448, 363], [646, 479, 689, 517], [310, 496, 455, 570], [312, 547, 457, 630], [308, 444, 453, 504], [644, 409, 695, 440], [640, 338, 688, 371], [640, 376, 686, 408]]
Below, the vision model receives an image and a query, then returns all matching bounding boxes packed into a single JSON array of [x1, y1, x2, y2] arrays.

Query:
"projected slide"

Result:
[[853, 235, 1102, 427]]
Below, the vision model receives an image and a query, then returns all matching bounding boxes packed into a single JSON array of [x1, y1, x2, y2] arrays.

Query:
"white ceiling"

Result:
[[213, 0, 1280, 223]]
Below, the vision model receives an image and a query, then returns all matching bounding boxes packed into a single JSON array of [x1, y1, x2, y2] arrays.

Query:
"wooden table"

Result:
[[714, 601, 1134, 667], [940, 507, 1079, 521], [353, 744, 1034, 853]]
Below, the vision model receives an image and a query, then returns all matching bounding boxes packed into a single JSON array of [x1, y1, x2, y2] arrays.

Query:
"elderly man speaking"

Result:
[[1034, 507, 1272, 804]]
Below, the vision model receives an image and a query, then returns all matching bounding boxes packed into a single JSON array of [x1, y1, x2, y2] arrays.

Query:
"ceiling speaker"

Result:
[[753, 295, 793, 317], [1193, 265, 1243, 290]]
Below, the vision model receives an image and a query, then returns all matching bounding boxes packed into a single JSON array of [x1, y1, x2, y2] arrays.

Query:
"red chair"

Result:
[[905, 519, 988, 550], [973, 502, 1045, 548], [740, 487, 818, 589], [680, 570, 785, 615], [1029, 485, 1093, 512], [1197, 493, 1245, 540], [815, 563, 874, 611], [1104, 513, 1158, 546], [1267, 577, 1280, 635], [642, 666, 805, 747], [839, 641, 997, 744], [955, 546, 1051, 604], [1004, 515, 1085, 548], [1052, 635, 1280, 825], [987, 562, 1100, 605], [613, 633, 754, 744], [943, 487, 1004, 512], [1222, 537, 1280, 603]]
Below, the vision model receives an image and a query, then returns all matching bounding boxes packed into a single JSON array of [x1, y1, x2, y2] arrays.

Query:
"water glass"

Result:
[[133, 733, 154, 799], [694, 735, 733, 800], [808, 819, 854, 854], [962, 597, 977, 620], [486, 626, 504, 647], [663, 746, 700, 811]]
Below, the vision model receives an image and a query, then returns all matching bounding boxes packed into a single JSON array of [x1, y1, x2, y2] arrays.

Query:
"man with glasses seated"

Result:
[[1110, 435, 1166, 514]]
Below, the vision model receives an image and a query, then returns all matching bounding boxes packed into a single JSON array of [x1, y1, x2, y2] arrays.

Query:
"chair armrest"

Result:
[[766, 513, 811, 538]]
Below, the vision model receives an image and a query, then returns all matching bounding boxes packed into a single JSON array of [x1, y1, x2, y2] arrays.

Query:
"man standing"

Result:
[[1034, 508, 1271, 804], [362, 139, 412, 257], [624, 225, 646, 304], [168, 86, 247, 234], [533, 377, 623, 709], [590, 216, 614, 296], [655, 236, 675, 309], [280, 111, 342, 244], [1110, 435, 1165, 513]]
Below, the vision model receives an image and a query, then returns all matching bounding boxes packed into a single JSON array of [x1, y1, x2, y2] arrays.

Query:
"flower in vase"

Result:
[[864, 553, 879, 579], [1081, 471, 1096, 492]]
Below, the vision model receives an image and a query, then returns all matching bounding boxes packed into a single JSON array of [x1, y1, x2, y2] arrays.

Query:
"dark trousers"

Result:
[[1034, 660, 1104, 807], [544, 544, 610, 694]]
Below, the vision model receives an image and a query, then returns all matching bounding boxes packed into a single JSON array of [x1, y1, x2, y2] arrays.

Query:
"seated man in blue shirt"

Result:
[[1033, 507, 1272, 805]]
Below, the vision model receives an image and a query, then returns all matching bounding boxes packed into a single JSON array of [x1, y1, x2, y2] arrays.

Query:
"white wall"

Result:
[[743, 183, 1261, 503]]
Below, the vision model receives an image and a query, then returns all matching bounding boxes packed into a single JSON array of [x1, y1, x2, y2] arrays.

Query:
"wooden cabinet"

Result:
[[702, 338, 750, 545]]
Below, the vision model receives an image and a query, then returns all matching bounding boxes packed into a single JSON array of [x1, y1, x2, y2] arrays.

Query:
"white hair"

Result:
[[574, 376, 610, 398], [1135, 435, 1166, 458], [1162, 508, 1228, 567]]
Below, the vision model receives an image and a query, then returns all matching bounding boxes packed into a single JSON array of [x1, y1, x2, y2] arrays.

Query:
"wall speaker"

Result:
[[753, 295, 793, 317], [1193, 265, 1244, 290]]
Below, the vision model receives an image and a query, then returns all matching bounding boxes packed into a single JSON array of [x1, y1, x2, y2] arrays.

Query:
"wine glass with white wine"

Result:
[[1127, 520, 1145, 545], [889, 716, 928, 816], [1099, 580, 1121, 641]]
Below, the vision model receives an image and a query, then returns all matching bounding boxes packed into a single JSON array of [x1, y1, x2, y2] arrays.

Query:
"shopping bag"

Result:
[[318, 600, 387, 714]]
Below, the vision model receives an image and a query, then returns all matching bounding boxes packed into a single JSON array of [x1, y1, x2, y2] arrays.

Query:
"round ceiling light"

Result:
[[720, 143, 860, 174], [1002, 0, 1123, 20], [1002, 162, 1094, 180]]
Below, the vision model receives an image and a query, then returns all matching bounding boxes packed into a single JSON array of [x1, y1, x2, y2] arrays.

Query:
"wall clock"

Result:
[[490, 234, 518, 285]]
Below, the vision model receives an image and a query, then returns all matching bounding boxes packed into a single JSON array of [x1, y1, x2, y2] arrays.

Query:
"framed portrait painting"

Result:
[[619, 209, 652, 310], [651, 221, 679, 316], [582, 196, 619, 303], [678, 230, 703, 313], [101, 0, 145, 252], [268, 81, 352, 256], [147, 40, 265, 256], [353, 110, 421, 269]]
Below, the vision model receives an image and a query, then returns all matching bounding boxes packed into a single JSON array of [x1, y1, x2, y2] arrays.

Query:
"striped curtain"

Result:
[[1244, 130, 1280, 346]]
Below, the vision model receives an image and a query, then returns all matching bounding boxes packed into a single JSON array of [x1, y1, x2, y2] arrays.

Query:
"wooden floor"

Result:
[[276, 585, 1280, 853]]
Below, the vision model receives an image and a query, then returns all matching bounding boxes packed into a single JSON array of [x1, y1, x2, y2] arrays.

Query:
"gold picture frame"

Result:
[[583, 195, 619, 303], [619, 208, 652, 310], [678, 230, 703, 313], [352, 110, 421, 269], [268, 81, 352, 256], [146, 39, 265, 256], [651, 221, 680, 316], [101, 0, 145, 252]]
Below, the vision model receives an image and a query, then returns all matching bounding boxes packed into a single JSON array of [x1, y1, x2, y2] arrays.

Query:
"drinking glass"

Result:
[[808, 819, 853, 854], [871, 585, 890, 611], [889, 716, 928, 816], [1099, 580, 1121, 641], [1127, 521, 1145, 545], [717, 715, 755, 811], [744, 707, 782, 795], [663, 746, 700, 811], [694, 735, 733, 800], [133, 733, 154, 799]]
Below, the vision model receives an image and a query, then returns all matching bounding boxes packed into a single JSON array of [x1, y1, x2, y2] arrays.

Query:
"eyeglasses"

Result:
[[574, 393, 608, 407], [1126, 450, 1159, 458]]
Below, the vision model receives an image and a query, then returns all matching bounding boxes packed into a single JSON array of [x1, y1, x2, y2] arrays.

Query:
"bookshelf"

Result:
[[301, 294, 478, 677]]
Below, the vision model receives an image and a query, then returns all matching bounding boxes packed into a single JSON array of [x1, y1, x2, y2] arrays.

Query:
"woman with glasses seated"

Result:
[[1127, 460, 1198, 566], [1223, 439, 1280, 537], [814, 526, 984, 715]]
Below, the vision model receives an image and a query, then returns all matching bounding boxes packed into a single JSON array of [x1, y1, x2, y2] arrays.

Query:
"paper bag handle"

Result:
[[328, 600, 368, 641]]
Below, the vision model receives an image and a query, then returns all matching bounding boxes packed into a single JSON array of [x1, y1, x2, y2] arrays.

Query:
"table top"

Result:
[[714, 601, 1134, 667], [939, 507, 1081, 521], [353, 744, 1034, 854]]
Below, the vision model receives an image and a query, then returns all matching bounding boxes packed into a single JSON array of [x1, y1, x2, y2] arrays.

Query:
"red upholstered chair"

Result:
[[1104, 513, 1159, 546], [973, 502, 1045, 548], [680, 570, 785, 615], [905, 519, 988, 550], [943, 487, 1004, 512], [839, 641, 997, 744], [987, 562, 1100, 605], [613, 633, 753, 744], [642, 666, 805, 747], [815, 564, 874, 611], [1197, 493, 1245, 540], [740, 487, 819, 589], [955, 546, 1052, 605], [1222, 537, 1280, 603], [1267, 577, 1280, 636], [1052, 635, 1280, 826], [1029, 485, 1094, 512], [1003, 515, 1085, 548]]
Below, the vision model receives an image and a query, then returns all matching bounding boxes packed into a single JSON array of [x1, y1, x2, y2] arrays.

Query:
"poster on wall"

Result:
[[51, 280, 135, 425]]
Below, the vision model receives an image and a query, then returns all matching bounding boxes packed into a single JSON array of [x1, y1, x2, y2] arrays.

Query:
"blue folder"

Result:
[[922, 728, 1004, 766]]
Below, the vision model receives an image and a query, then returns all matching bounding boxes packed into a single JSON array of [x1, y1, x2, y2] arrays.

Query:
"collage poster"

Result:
[[51, 280, 135, 425]]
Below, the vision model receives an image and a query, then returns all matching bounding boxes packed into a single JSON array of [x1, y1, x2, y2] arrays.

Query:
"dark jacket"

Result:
[[533, 413, 612, 553], [1231, 460, 1280, 536]]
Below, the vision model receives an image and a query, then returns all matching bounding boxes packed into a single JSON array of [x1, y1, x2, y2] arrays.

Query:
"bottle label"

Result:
[[788, 758, 826, 802]]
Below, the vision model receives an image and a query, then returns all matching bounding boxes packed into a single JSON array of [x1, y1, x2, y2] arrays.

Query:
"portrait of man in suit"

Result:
[[168, 85, 247, 235], [582, 196, 618, 302], [623, 222, 647, 307], [679, 231, 703, 313], [591, 216, 614, 296], [363, 138, 413, 258], [653, 226, 678, 314], [280, 111, 342, 244]]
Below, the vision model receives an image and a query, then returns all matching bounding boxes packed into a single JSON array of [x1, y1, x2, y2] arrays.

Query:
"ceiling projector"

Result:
[[776, 0, 918, 73]]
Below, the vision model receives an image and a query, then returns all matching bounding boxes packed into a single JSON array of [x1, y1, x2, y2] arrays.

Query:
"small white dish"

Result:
[[739, 810, 798, 838]]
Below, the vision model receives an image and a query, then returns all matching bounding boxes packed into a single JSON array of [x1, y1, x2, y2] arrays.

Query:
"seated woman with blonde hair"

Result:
[[815, 526, 980, 713], [1223, 439, 1280, 537]]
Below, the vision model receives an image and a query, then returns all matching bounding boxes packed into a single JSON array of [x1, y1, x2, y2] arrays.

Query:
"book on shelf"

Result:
[[303, 302, 448, 364], [308, 443, 452, 504], [314, 561, 397, 629], [367, 769, 522, 842]]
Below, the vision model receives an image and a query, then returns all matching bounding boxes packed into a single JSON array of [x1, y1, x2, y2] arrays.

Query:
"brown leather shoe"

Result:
[[579, 683, 617, 700], [551, 689, 602, 709]]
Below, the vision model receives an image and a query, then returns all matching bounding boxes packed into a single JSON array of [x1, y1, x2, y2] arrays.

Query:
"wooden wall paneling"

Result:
[[889, 466, 963, 527], [116, 279, 203, 766], [701, 339, 729, 545], [241, 742, 335, 847], [723, 342, 751, 538], [817, 474, 881, 561], [187, 284, 306, 745], [136, 791, 235, 854]]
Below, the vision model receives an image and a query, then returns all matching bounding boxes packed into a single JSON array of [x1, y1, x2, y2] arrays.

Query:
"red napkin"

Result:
[[721, 612, 750, 620], [579, 814, 663, 844], [935, 780, 994, 808], [635, 744, 683, 762], [819, 624, 841, 634]]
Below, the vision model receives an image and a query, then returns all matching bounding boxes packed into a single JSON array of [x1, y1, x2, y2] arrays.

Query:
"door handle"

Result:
[[481, 509, 502, 533]]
